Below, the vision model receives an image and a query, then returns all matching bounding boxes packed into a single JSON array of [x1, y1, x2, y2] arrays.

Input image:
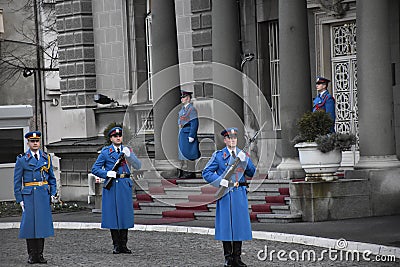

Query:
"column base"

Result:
[[355, 155, 400, 169], [269, 158, 305, 179]]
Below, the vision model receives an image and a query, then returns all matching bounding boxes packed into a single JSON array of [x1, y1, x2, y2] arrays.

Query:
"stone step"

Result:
[[148, 194, 190, 204], [137, 202, 176, 212], [175, 179, 208, 187], [256, 213, 302, 223], [247, 179, 291, 189], [132, 177, 301, 223], [134, 209, 163, 219], [163, 187, 202, 195], [194, 210, 298, 222], [206, 202, 290, 213]]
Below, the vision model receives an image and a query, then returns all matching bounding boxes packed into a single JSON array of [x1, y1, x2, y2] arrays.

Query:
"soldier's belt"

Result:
[[228, 182, 248, 187], [24, 181, 48, 186], [116, 173, 130, 178]]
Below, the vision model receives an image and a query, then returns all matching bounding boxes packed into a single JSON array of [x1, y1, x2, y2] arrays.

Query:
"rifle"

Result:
[[214, 122, 266, 200], [104, 153, 125, 190]]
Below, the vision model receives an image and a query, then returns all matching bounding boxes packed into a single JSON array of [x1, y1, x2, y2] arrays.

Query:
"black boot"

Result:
[[233, 241, 247, 267], [36, 238, 47, 264], [26, 239, 35, 264], [178, 168, 184, 178], [118, 229, 132, 254], [180, 171, 196, 179], [222, 241, 233, 267], [110, 229, 121, 254]]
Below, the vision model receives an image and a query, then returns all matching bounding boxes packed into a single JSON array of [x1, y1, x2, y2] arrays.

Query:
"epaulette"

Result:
[[17, 153, 24, 158], [42, 151, 48, 157], [214, 150, 223, 156]]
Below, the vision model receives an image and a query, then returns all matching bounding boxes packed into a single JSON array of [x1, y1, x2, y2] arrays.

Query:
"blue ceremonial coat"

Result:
[[313, 90, 336, 132], [13, 149, 57, 239], [178, 103, 201, 160], [202, 147, 256, 241], [91, 145, 141, 229]]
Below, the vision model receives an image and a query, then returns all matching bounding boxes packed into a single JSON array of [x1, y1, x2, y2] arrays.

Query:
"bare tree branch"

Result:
[[0, 0, 58, 84]]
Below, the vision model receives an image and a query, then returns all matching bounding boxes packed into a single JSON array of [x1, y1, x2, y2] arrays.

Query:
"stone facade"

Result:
[[56, 0, 97, 109], [47, 0, 400, 211]]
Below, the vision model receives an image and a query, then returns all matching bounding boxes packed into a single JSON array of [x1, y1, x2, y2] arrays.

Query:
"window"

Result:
[[145, 12, 153, 101], [268, 21, 280, 130], [0, 8, 4, 35], [0, 128, 24, 164]]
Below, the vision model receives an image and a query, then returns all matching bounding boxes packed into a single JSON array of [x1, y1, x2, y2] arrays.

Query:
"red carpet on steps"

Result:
[[162, 210, 196, 219], [136, 193, 153, 202], [134, 201, 140, 210], [251, 203, 272, 213], [175, 202, 209, 211], [278, 187, 289, 196], [161, 179, 177, 187], [265, 195, 286, 204], [200, 186, 218, 194], [149, 186, 165, 195]]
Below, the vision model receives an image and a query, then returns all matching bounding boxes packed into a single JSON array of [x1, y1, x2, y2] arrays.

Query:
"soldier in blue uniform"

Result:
[[13, 131, 57, 264], [202, 128, 256, 267], [313, 76, 336, 132], [178, 90, 201, 178], [91, 126, 141, 254]]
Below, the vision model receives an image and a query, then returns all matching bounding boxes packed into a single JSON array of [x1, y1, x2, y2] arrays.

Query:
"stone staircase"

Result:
[[133, 171, 302, 223]]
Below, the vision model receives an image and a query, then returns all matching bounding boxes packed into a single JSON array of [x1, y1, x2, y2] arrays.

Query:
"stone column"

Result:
[[212, 0, 244, 148], [356, 0, 400, 168], [151, 0, 181, 174], [273, 0, 311, 178]]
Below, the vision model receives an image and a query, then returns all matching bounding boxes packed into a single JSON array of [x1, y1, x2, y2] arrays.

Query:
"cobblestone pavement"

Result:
[[1, 229, 398, 267]]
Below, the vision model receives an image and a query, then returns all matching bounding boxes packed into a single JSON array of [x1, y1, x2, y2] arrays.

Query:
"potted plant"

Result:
[[294, 111, 356, 181]]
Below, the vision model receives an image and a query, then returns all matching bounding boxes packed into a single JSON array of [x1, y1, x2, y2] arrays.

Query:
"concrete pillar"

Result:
[[273, 0, 311, 178], [356, 0, 400, 168], [151, 0, 181, 172], [212, 0, 244, 148]]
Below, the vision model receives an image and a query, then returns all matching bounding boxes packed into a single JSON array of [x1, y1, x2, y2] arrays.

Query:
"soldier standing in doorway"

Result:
[[13, 131, 58, 264], [178, 90, 201, 178], [313, 76, 336, 132]]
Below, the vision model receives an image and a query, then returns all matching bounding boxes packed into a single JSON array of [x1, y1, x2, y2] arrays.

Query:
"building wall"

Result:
[[92, 0, 130, 105], [0, 1, 37, 129]]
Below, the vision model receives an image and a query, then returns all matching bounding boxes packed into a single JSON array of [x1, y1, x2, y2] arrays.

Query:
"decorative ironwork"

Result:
[[332, 23, 357, 57], [331, 21, 359, 149]]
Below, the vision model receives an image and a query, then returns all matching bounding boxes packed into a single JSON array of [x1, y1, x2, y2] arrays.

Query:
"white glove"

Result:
[[107, 171, 117, 178], [219, 179, 229, 187], [188, 137, 194, 143], [20, 201, 25, 212], [122, 147, 131, 157], [51, 195, 59, 204], [237, 151, 247, 162]]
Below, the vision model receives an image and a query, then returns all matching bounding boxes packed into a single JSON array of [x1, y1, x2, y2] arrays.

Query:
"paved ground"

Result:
[[2, 211, 399, 248], [1, 212, 399, 266], [1, 228, 398, 267]]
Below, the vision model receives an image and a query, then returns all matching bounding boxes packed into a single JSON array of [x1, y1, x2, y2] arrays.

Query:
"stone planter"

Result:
[[294, 142, 342, 181]]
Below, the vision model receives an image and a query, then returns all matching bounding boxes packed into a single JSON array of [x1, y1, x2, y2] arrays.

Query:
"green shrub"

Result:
[[294, 111, 356, 153]]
